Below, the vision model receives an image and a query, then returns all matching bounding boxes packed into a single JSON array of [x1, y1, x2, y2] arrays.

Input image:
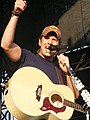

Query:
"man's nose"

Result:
[[48, 39, 52, 44]]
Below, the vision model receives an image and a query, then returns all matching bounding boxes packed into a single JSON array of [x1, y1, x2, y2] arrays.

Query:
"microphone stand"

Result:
[[65, 65, 90, 120]]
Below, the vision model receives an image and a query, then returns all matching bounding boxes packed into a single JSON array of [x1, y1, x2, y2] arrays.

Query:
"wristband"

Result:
[[11, 10, 20, 17], [64, 71, 70, 76]]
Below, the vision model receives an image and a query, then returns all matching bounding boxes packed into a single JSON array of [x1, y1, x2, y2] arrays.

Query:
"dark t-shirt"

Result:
[[17, 49, 66, 84]]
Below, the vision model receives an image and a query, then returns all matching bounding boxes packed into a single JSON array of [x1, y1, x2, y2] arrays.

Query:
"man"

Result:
[[1, 0, 79, 120]]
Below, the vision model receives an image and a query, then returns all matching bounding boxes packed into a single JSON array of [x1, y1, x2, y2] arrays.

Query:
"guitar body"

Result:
[[4, 67, 75, 120]]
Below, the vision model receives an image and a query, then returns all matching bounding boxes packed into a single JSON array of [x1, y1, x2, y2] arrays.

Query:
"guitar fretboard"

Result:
[[64, 99, 87, 114]]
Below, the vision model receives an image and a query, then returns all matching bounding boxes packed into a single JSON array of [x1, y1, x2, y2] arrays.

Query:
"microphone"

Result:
[[49, 44, 69, 51]]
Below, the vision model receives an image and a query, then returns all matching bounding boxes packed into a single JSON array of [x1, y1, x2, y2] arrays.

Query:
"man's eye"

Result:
[[44, 36, 50, 39], [52, 39, 58, 41]]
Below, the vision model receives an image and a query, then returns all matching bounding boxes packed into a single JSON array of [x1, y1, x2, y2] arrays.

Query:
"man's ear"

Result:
[[38, 39, 41, 47]]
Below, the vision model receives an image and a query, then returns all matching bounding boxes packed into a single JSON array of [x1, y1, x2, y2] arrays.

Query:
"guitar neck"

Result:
[[64, 99, 87, 114]]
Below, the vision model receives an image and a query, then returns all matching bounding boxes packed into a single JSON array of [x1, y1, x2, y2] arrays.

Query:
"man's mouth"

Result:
[[45, 45, 51, 50], [45, 46, 52, 53]]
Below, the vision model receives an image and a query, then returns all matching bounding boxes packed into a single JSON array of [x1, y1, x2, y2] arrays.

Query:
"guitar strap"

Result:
[[55, 66, 65, 84]]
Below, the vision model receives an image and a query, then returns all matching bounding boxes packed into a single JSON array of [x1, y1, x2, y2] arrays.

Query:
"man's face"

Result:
[[38, 33, 60, 60]]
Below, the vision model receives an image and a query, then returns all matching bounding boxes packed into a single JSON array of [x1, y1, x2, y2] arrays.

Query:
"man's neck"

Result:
[[38, 52, 53, 62]]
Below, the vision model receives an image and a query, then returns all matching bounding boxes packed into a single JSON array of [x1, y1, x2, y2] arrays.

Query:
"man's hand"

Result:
[[13, 0, 27, 15], [57, 54, 70, 73]]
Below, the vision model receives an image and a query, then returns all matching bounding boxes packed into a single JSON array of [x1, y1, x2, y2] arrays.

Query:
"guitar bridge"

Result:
[[36, 85, 42, 101]]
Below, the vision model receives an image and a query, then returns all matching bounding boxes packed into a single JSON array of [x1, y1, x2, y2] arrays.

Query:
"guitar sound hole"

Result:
[[51, 94, 62, 107]]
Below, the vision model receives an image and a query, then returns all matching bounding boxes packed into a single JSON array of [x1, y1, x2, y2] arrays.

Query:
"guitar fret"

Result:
[[64, 99, 85, 113]]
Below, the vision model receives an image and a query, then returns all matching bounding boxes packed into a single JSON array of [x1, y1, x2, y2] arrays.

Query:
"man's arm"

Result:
[[57, 54, 80, 99], [1, 0, 27, 62], [65, 74, 80, 99]]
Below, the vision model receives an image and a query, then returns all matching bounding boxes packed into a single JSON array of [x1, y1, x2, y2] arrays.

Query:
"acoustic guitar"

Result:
[[4, 67, 86, 120]]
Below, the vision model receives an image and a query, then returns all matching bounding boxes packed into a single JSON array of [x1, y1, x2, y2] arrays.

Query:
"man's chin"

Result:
[[44, 52, 54, 57]]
